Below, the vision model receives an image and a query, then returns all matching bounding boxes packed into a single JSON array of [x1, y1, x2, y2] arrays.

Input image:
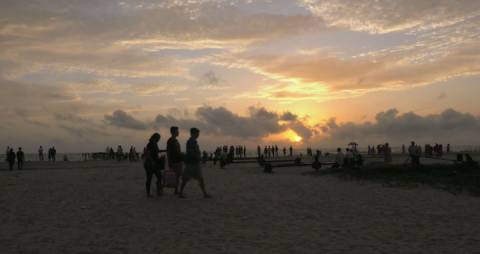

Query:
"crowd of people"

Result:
[[4, 146, 56, 170], [256, 145, 294, 158], [103, 146, 139, 161], [333, 146, 364, 168], [37, 146, 57, 162]]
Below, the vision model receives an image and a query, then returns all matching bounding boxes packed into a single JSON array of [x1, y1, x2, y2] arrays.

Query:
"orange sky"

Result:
[[1, 0, 479, 151]]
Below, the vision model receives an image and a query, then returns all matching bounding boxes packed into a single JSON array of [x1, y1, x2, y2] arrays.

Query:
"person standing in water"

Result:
[[178, 128, 211, 199], [143, 133, 164, 197], [167, 126, 183, 195]]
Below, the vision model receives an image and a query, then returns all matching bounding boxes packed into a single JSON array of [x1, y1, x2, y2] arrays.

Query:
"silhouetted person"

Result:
[[408, 141, 420, 166], [384, 143, 392, 163], [447, 144, 451, 153], [257, 145, 261, 158], [289, 146, 293, 156], [16, 147, 25, 169], [283, 147, 286, 156], [167, 126, 183, 195], [116, 145, 123, 161], [243, 146, 247, 157], [7, 148, 15, 170], [334, 148, 344, 168], [144, 133, 164, 197], [178, 128, 211, 199], [38, 146, 44, 161], [51, 146, 57, 162]]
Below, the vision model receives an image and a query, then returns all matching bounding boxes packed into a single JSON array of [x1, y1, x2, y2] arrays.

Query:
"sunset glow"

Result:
[[0, 0, 479, 151]]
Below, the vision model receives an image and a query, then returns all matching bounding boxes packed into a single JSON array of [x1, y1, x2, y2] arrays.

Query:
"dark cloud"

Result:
[[320, 108, 480, 145], [152, 106, 315, 140], [280, 112, 298, 121], [104, 110, 148, 130]]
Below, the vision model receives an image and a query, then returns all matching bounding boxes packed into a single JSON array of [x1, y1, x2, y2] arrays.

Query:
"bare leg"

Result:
[[174, 174, 180, 194], [178, 177, 189, 198], [145, 170, 153, 197], [153, 170, 163, 196], [198, 178, 211, 198]]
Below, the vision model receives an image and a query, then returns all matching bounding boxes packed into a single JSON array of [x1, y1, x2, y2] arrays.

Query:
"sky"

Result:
[[1, 0, 480, 152]]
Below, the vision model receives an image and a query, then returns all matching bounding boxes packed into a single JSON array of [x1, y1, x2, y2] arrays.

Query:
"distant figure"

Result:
[[243, 146, 247, 157], [63, 154, 69, 161], [51, 146, 57, 162], [408, 141, 420, 166], [334, 148, 344, 168], [384, 143, 392, 163], [167, 126, 183, 195], [289, 146, 293, 156], [116, 145, 123, 161], [143, 133, 164, 197], [16, 147, 24, 170], [109, 147, 115, 160], [257, 145, 261, 158], [283, 147, 286, 156], [178, 128, 211, 199], [7, 148, 15, 170], [446, 144, 451, 153], [38, 146, 44, 161]]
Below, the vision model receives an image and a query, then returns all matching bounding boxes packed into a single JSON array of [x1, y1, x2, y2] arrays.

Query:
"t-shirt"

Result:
[[167, 137, 182, 164], [185, 137, 201, 164], [146, 142, 160, 161]]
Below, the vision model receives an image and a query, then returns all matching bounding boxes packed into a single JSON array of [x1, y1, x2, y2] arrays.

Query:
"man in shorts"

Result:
[[178, 128, 211, 199], [167, 126, 183, 195]]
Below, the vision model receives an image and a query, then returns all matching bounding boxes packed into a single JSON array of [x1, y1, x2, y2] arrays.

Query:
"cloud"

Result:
[[234, 43, 480, 94], [104, 110, 149, 130], [319, 108, 480, 145], [152, 105, 315, 140], [280, 112, 298, 121], [301, 0, 480, 34]]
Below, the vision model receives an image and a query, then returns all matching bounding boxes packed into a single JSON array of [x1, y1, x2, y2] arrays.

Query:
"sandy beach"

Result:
[[1, 160, 480, 253]]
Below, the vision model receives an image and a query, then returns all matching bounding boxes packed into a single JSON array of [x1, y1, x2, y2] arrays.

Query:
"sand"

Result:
[[1, 160, 480, 253]]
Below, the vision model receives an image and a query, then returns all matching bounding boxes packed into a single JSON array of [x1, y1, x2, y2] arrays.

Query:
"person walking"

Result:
[[178, 128, 211, 199], [167, 126, 183, 195], [143, 133, 165, 197]]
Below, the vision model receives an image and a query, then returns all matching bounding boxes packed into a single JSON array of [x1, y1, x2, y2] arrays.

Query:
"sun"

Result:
[[262, 129, 304, 143], [284, 129, 303, 143], [293, 135, 303, 143]]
